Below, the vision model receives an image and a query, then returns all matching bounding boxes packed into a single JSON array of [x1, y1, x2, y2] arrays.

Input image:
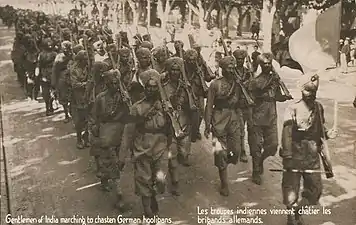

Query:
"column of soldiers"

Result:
[[1, 4, 340, 225]]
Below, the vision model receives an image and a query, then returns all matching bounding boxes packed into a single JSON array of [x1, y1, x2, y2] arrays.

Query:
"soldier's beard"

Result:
[[302, 93, 316, 105]]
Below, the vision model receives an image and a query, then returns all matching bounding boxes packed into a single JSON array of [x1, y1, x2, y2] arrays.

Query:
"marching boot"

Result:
[[169, 166, 180, 196], [63, 104, 70, 123], [150, 194, 159, 215], [94, 156, 103, 178], [141, 196, 155, 223], [252, 157, 262, 185], [114, 183, 131, 212], [218, 168, 229, 196], [82, 131, 91, 148], [76, 131, 84, 149]]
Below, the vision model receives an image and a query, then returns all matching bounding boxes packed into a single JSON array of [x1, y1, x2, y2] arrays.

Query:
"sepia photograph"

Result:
[[0, 0, 355, 225]]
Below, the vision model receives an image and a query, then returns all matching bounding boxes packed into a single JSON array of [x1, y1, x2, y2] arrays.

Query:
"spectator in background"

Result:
[[251, 21, 260, 40], [341, 39, 350, 73], [338, 39, 344, 67], [251, 45, 261, 72], [351, 39, 356, 66]]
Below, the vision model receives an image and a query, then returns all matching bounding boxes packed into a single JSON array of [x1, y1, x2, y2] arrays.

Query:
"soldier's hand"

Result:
[[282, 158, 293, 169], [327, 128, 338, 139]]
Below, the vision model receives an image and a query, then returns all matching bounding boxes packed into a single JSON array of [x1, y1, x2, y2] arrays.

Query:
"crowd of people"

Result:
[[0, 3, 347, 225]]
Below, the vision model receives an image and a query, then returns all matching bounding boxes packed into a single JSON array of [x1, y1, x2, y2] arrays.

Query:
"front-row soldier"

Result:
[[119, 70, 171, 220], [279, 74, 337, 225], [204, 56, 243, 196], [88, 70, 131, 212]]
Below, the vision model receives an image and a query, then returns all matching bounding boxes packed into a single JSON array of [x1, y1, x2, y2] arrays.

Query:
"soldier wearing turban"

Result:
[[119, 69, 171, 219], [247, 52, 290, 185], [232, 49, 253, 163], [88, 69, 131, 212], [70, 50, 90, 149], [160, 57, 196, 194], [204, 56, 243, 196], [37, 37, 57, 116], [280, 73, 337, 225], [184, 48, 213, 142], [52, 41, 73, 123], [152, 45, 170, 73]]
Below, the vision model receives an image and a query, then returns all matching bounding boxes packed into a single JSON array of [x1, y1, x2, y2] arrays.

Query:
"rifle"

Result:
[[254, 40, 293, 100], [107, 47, 132, 108], [178, 46, 198, 111], [187, 34, 210, 96], [220, 37, 255, 106], [82, 35, 92, 71], [316, 103, 334, 179], [156, 78, 186, 139]]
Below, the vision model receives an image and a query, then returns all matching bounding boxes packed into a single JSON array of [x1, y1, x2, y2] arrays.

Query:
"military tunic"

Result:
[[280, 100, 327, 207], [205, 77, 242, 169], [38, 50, 57, 103], [70, 62, 89, 130], [120, 99, 171, 197], [161, 72, 192, 167], [52, 53, 72, 105], [248, 71, 286, 158], [89, 90, 127, 179]]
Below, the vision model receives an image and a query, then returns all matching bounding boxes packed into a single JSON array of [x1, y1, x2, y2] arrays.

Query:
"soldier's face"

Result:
[[223, 64, 235, 78], [302, 89, 316, 103], [139, 56, 150, 67], [169, 67, 181, 81], [145, 81, 160, 99], [236, 57, 245, 67], [121, 54, 129, 62], [107, 77, 119, 91], [261, 60, 272, 72]]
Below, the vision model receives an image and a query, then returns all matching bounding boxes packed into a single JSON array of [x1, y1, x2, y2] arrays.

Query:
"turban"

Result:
[[297, 72, 319, 92], [61, 41, 72, 50], [106, 43, 117, 52], [92, 61, 110, 74], [103, 69, 119, 81], [140, 69, 161, 87], [136, 47, 151, 58], [233, 49, 247, 59], [74, 50, 88, 61], [152, 46, 167, 58], [118, 48, 131, 57], [165, 57, 183, 71], [141, 41, 154, 50], [174, 40, 184, 49], [184, 49, 198, 61], [219, 56, 236, 69], [73, 44, 84, 54], [258, 52, 273, 64]]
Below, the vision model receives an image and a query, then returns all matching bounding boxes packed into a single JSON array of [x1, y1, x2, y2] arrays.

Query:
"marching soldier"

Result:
[[161, 57, 193, 194], [233, 49, 252, 163], [151, 46, 170, 73], [23, 34, 40, 100], [279, 74, 337, 225], [37, 38, 57, 116], [70, 50, 90, 149], [89, 69, 130, 211], [248, 53, 289, 185], [119, 69, 171, 220], [204, 56, 243, 196], [52, 41, 74, 123], [184, 49, 212, 142]]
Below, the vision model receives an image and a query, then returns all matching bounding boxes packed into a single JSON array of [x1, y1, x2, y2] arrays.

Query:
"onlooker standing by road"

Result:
[[340, 39, 350, 73], [251, 21, 260, 40]]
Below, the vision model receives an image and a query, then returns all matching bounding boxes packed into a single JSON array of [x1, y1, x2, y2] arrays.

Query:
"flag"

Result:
[[289, 1, 342, 73]]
